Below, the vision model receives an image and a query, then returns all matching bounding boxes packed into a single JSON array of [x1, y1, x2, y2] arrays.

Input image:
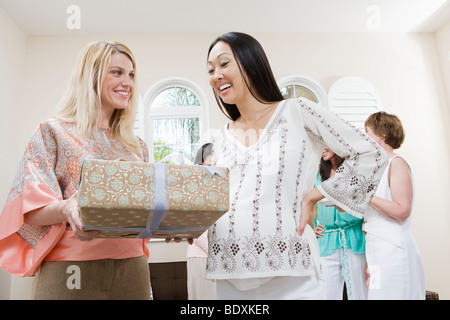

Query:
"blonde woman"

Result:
[[0, 41, 151, 299]]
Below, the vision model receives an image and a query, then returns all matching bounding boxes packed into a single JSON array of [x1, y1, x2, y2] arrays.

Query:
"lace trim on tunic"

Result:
[[299, 99, 384, 216], [208, 128, 247, 273], [208, 110, 312, 275]]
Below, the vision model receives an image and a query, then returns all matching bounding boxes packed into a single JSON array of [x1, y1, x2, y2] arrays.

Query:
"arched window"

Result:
[[143, 78, 210, 164], [278, 75, 328, 107]]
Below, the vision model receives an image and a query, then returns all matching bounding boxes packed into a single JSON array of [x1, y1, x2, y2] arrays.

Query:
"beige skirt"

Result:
[[31, 256, 151, 300]]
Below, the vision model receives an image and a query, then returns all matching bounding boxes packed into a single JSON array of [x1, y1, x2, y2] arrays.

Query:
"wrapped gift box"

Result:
[[78, 159, 229, 239]]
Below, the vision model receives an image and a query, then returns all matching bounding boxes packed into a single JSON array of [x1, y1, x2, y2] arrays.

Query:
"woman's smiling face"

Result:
[[100, 52, 135, 113], [207, 41, 249, 105]]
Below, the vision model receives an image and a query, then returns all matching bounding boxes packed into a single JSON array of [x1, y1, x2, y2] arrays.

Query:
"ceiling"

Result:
[[1, 0, 450, 35]]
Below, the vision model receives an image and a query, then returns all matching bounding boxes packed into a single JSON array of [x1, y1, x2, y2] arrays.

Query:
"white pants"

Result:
[[365, 232, 425, 300], [187, 257, 217, 300], [216, 275, 324, 300], [320, 249, 367, 300]]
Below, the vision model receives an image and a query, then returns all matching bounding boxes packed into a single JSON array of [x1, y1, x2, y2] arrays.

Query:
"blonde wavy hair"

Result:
[[53, 41, 142, 155]]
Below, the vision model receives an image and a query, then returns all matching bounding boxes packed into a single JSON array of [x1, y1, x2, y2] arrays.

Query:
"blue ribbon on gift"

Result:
[[83, 163, 225, 238], [83, 225, 208, 236], [138, 163, 166, 238]]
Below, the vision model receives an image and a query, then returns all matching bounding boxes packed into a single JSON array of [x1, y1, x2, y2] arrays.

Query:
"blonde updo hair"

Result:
[[365, 111, 405, 149]]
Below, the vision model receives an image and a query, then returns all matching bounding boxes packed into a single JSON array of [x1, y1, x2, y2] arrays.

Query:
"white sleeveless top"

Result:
[[363, 155, 414, 247], [363, 155, 425, 299]]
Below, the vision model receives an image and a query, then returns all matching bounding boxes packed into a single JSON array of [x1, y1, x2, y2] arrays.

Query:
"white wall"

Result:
[[1, 21, 449, 299], [0, 5, 26, 300], [435, 19, 450, 153]]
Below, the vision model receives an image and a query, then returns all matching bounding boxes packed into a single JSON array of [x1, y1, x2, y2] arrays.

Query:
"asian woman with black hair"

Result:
[[205, 32, 388, 299]]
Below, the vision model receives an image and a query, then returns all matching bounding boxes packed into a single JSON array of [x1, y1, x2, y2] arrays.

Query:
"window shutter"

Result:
[[328, 76, 382, 130]]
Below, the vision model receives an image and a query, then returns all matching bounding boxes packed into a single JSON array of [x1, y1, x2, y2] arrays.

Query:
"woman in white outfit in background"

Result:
[[364, 111, 425, 300], [186, 143, 217, 300]]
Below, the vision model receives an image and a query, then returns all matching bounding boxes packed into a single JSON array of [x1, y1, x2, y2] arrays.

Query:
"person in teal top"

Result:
[[314, 147, 367, 300]]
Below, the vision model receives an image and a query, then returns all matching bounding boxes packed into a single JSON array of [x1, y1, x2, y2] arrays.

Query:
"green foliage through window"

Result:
[[151, 86, 202, 164]]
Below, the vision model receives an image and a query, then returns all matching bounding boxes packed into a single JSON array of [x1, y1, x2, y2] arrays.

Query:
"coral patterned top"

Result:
[[0, 118, 149, 277], [207, 98, 388, 282]]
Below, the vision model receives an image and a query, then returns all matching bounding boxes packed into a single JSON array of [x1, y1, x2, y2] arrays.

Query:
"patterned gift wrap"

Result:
[[78, 159, 229, 238]]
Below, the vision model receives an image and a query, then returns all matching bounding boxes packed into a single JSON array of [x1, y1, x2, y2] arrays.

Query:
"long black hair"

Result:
[[194, 143, 213, 165], [207, 32, 284, 121], [319, 154, 345, 181]]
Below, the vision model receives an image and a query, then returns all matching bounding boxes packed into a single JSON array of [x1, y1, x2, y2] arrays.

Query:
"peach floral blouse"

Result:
[[0, 118, 149, 277]]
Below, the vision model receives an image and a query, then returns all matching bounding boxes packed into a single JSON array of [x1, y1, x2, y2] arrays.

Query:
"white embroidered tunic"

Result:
[[206, 98, 387, 281]]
